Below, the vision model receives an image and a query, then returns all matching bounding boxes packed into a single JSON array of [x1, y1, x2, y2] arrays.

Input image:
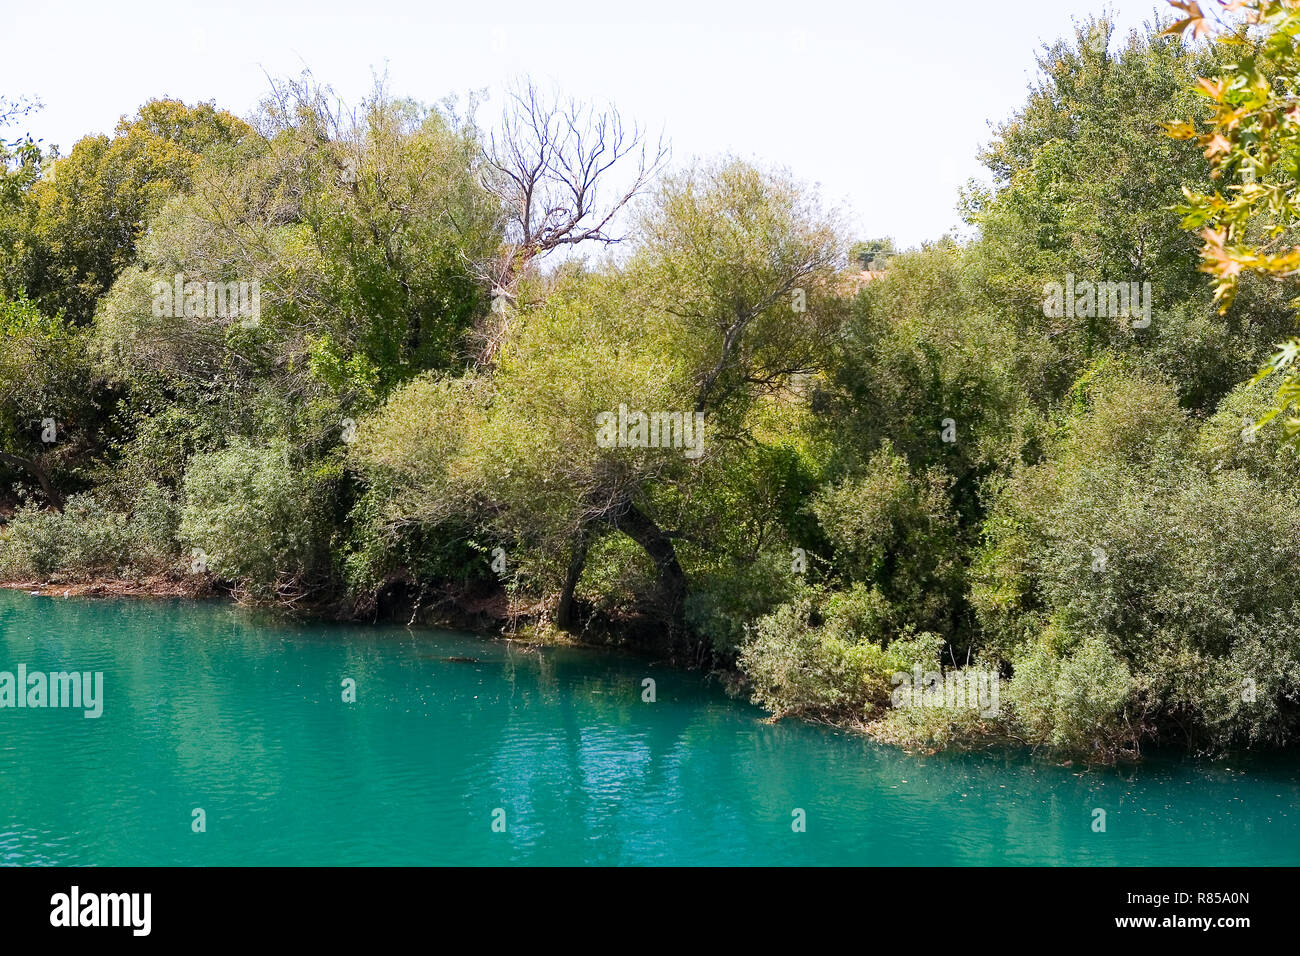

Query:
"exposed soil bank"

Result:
[[0, 574, 603, 649], [0, 575, 208, 599]]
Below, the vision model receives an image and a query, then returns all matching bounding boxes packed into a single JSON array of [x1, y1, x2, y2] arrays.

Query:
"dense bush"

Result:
[[740, 588, 944, 721], [810, 441, 964, 637], [975, 363, 1300, 752], [0, 487, 179, 579], [1006, 634, 1136, 757], [180, 439, 335, 599]]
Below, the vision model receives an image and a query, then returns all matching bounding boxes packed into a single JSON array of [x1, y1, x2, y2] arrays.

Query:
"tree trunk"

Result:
[[0, 451, 63, 510], [613, 500, 689, 646], [555, 522, 593, 632]]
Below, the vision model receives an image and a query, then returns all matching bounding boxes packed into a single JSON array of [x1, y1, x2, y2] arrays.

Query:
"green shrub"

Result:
[[180, 439, 334, 598], [0, 487, 180, 579], [738, 591, 944, 721], [1007, 636, 1135, 758], [976, 361, 1300, 752], [740, 599, 890, 721], [869, 672, 1008, 751], [810, 441, 963, 636], [685, 547, 806, 654]]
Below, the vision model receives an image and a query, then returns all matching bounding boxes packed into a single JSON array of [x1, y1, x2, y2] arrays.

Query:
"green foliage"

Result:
[[678, 412, 828, 651], [0, 295, 98, 504], [0, 487, 178, 579], [962, 13, 1292, 414], [868, 669, 1009, 751], [685, 546, 806, 654], [810, 441, 963, 636], [16, 100, 251, 324], [1007, 636, 1135, 758], [739, 590, 944, 721], [975, 360, 1300, 751], [179, 439, 334, 599]]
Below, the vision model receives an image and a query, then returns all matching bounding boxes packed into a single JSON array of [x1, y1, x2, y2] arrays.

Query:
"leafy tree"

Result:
[[0, 296, 94, 507], [1166, 0, 1300, 437], [965, 14, 1292, 410], [0, 96, 44, 298], [353, 159, 845, 649], [16, 99, 251, 324], [88, 81, 504, 609]]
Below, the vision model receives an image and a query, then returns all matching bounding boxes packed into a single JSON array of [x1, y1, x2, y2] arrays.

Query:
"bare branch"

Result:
[[481, 78, 668, 282]]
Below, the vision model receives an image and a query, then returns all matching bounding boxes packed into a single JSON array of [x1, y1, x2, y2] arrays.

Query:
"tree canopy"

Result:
[[5, 9, 1300, 762]]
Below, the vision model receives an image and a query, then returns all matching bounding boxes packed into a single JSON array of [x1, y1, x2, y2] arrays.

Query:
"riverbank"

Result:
[[0, 574, 207, 599], [0, 572, 590, 646], [0, 573, 1227, 766]]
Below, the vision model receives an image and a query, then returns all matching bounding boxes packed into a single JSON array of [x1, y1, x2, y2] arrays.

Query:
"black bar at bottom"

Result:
[[0, 865, 1279, 942]]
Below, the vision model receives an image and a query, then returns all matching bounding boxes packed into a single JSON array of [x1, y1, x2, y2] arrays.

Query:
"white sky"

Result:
[[2, 0, 1167, 248]]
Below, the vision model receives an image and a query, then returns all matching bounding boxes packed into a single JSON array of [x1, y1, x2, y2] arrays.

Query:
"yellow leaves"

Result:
[[1176, 4, 1300, 316], [1256, 246, 1300, 275], [1196, 222, 1300, 315], [1162, 119, 1199, 140], [1162, 1, 1216, 40], [1218, 105, 1256, 132]]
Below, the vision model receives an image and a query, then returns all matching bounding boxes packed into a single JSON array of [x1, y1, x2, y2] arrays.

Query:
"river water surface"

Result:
[[0, 590, 1296, 865]]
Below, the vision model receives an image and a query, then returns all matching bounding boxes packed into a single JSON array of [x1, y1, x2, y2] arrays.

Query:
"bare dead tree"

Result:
[[475, 79, 668, 363]]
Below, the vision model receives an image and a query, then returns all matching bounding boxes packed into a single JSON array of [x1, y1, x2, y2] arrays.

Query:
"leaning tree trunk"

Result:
[[613, 500, 689, 648], [0, 451, 64, 511]]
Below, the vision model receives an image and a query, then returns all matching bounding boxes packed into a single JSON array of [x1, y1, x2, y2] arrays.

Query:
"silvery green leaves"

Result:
[[95, 78, 500, 398]]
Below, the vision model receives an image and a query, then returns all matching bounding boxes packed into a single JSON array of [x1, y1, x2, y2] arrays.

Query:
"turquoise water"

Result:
[[0, 589, 1296, 866]]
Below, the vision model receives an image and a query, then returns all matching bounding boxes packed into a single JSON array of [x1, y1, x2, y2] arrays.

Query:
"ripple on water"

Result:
[[0, 591, 1297, 865]]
